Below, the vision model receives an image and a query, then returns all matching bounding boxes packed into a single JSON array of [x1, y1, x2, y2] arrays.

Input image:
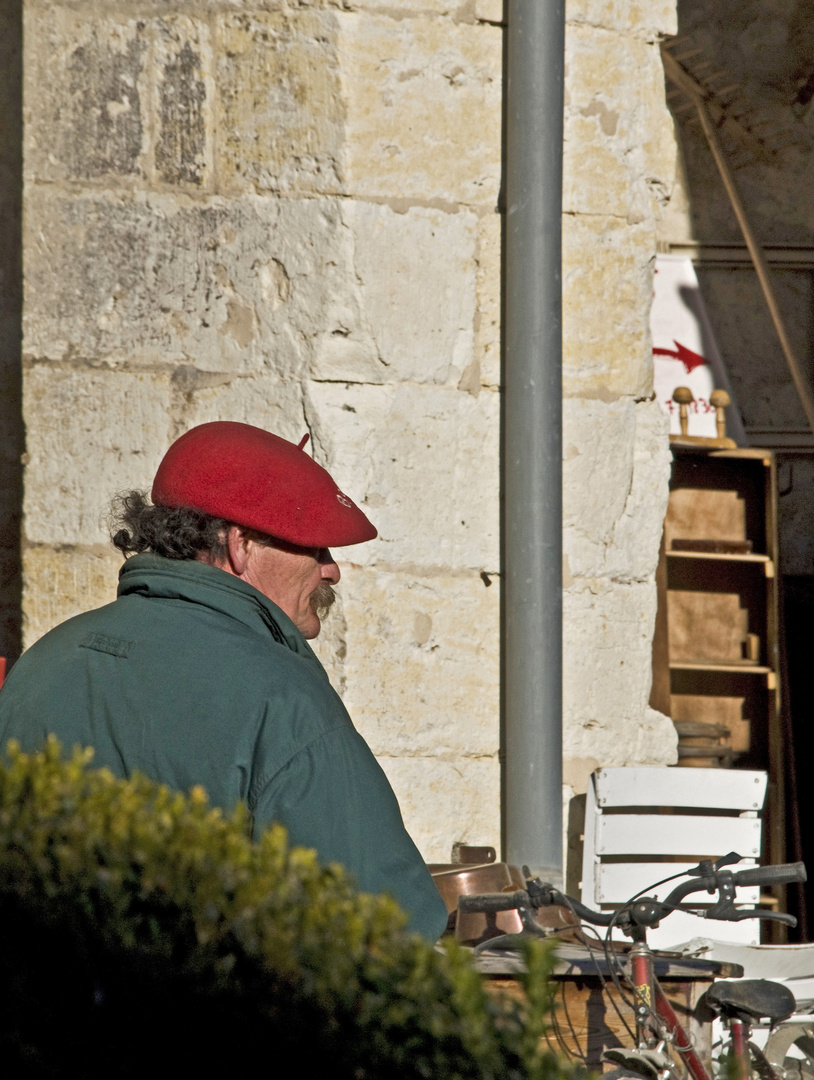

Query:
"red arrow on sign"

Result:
[[653, 340, 708, 375]]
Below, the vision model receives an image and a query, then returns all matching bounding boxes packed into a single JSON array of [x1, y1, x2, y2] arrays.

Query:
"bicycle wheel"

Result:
[[763, 1023, 814, 1080]]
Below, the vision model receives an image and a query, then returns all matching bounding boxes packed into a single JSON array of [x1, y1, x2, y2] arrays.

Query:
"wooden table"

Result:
[[476, 943, 744, 1072]]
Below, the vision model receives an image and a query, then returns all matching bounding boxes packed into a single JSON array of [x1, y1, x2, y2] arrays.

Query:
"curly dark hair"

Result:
[[110, 490, 233, 562]]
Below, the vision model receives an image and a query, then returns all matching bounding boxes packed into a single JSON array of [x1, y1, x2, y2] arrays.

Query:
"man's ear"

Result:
[[225, 525, 251, 577]]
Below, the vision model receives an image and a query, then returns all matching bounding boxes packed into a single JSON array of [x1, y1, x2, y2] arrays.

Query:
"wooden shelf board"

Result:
[[669, 660, 772, 674], [667, 551, 774, 577], [667, 551, 769, 563]]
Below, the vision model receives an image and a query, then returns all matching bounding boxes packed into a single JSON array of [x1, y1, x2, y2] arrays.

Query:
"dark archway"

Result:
[[0, 0, 24, 664], [668, 0, 814, 937]]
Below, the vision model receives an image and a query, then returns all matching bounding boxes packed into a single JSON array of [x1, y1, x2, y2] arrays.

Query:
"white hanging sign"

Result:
[[651, 254, 746, 444]]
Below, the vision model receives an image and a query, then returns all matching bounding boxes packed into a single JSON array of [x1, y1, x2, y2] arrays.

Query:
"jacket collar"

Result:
[[117, 553, 324, 671]]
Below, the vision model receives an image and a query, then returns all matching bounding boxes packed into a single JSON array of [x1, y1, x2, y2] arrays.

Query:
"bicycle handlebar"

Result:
[[458, 890, 529, 916], [457, 857, 806, 937], [654, 860, 806, 927], [732, 862, 807, 888]]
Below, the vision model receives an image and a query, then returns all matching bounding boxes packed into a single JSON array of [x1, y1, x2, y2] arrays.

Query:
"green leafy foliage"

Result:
[[0, 738, 577, 1079]]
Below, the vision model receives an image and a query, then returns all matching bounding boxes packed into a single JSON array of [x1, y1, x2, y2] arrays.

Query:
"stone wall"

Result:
[[20, 0, 678, 863]]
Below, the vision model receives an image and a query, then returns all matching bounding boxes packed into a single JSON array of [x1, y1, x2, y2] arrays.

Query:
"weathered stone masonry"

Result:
[[19, 0, 678, 862]]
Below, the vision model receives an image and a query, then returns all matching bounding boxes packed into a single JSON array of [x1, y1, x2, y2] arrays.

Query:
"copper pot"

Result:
[[431, 863, 581, 945], [431, 862, 525, 944]]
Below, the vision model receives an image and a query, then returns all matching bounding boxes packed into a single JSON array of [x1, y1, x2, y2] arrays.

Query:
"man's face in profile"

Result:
[[239, 537, 340, 638]]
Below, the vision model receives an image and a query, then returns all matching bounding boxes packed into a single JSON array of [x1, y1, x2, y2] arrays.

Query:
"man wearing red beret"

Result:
[[0, 422, 448, 941]]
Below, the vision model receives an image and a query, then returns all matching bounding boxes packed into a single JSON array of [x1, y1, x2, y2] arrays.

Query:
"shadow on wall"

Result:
[[0, 0, 24, 663]]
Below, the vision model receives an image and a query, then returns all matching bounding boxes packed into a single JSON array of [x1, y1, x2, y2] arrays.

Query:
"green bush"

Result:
[[0, 738, 575, 1079]]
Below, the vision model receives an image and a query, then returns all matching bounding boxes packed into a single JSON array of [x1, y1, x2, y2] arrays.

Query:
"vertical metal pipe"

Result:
[[503, 0, 565, 881]]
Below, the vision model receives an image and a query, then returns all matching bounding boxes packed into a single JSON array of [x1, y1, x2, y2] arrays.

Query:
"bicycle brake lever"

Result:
[[701, 905, 797, 927], [760, 912, 798, 927]]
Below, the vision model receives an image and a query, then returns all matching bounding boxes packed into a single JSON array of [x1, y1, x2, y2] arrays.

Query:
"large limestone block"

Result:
[[566, 0, 677, 38], [153, 16, 212, 190], [603, 398, 670, 581], [22, 544, 121, 649], [215, 10, 344, 196], [472, 0, 505, 22], [25, 189, 478, 387], [376, 754, 500, 864], [563, 397, 636, 577], [23, 366, 173, 547], [328, 1, 459, 12], [311, 201, 476, 386], [26, 6, 214, 189], [562, 212, 654, 400], [564, 397, 669, 581], [25, 8, 149, 183], [328, 0, 504, 19], [305, 380, 500, 571], [473, 209, 501, 391], [319, 564, 499, 758], [336, 12, 501, 204], [23, 189, 353, 377], [656, 153, 695, 247], [564, 24, 676, 222], [565, 707, 677, 770], [180, 373, 307, 444], [563, 578, 676, 764]]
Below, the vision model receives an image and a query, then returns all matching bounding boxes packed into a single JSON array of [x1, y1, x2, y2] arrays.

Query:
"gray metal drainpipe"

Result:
[[502, 0, 565, 884]]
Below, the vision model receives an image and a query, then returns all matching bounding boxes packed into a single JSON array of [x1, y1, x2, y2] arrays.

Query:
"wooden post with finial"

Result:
[[670, 385, 736, 448], [673, 386, 694, 437], [710, 388, 731, 442]]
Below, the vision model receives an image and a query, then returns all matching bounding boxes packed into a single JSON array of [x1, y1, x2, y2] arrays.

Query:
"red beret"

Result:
[[152, 422, 377, 548]]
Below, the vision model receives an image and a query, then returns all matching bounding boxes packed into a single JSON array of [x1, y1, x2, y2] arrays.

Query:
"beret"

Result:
[[152, 422, 377, 548]]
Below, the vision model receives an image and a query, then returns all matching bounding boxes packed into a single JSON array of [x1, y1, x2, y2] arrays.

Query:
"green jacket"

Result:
[[0, 554, 447, 940]]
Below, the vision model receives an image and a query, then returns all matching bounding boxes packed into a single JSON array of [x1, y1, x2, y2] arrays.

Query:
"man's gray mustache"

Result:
[[311, 582, 336, 620]]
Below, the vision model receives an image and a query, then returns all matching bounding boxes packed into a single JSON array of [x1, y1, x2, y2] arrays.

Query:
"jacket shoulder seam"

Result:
[[248, 720, 356, 811]]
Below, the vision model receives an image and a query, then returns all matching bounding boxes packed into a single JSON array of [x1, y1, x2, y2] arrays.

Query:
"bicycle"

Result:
[[459, 853, 808, 1080]]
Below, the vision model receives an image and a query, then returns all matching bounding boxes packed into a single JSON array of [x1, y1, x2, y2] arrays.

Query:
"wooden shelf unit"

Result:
[[651, 445, 785, 870]]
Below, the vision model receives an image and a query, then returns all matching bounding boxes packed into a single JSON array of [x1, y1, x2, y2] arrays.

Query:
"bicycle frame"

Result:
[[625, 938, 786, 1080], [460, 857, 806, 1080], [654, 982, 713, 1080], [622, 938, 714, 1080]]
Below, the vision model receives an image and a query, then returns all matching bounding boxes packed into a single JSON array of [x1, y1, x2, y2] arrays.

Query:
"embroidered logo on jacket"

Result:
[[79, 632, 133, 659]]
